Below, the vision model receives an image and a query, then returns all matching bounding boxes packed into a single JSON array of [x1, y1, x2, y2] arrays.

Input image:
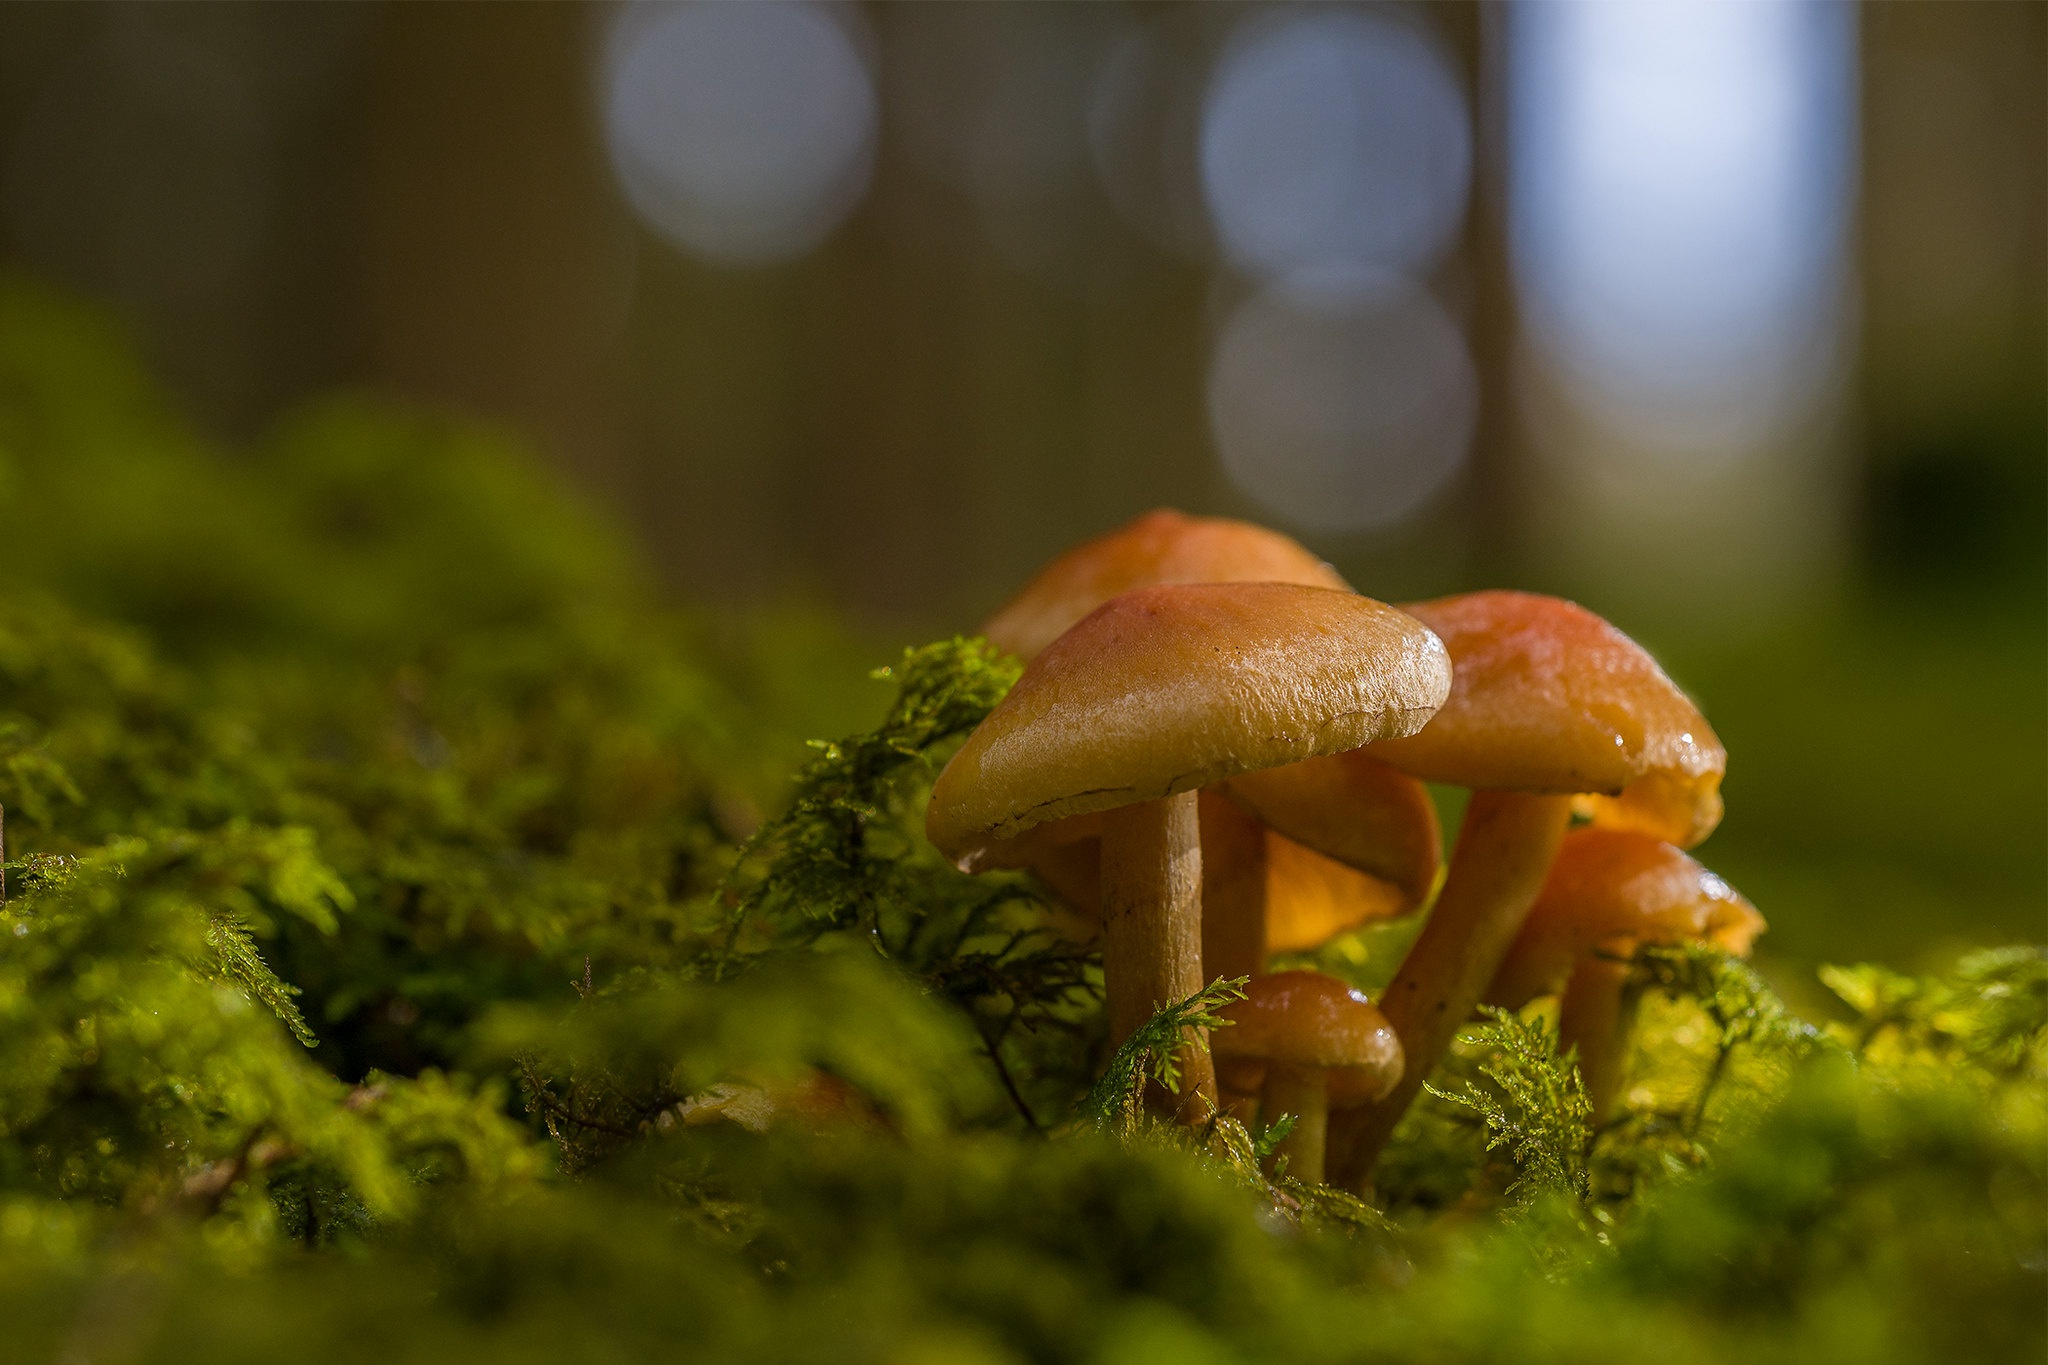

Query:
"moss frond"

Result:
[[1427, 1007, 1594, 1213], [1079, 976, 1246, 1136]]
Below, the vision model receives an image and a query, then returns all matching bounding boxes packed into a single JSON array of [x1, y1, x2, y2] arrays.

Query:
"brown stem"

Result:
[[1101, 791, 1215, 1119], [1559, 954, 1636, 1125], [1331, 789, 1572, 1187], [1262, 1060, 1329, 1184], [1198, 790, 1268, 985]]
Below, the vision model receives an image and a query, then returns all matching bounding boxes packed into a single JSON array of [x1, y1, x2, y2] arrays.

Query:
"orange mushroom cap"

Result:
[[1213, 970, 1402, 1106], [1366, 591, 1726, 847], [1263, 830, 1412, 952], [1223, 751, 1441, 911], [927, 583, 1451, 870], [982, 508, 1349, 662], [1486, 827, 1765, 1010]]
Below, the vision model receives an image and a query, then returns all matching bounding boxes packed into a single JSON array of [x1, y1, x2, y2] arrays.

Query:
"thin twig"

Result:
[[980, 1024, 1042, 1136]]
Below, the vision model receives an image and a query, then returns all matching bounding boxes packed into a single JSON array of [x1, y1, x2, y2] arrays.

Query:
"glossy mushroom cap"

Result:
[[1213, 970, 1403, 1104], [926, 582, 1452, 870], [982, 508, 1349, 661], [1223, 751, 1441, 911], [1366, 591, 1725, 847], [1487, 827, 1765, 1009]]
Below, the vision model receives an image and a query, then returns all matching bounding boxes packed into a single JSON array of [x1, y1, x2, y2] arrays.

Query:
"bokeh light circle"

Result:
[[603, 2, 876, 266], [1207, 272, 1476, 533], [1510, 0, 1856, 453], [1200, 10, 1471, 281]]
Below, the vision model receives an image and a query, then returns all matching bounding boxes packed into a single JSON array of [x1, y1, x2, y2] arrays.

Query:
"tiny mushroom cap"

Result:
[[1366, 591, 1725, 847], [982, 508, 1349, 661], [1488, 828, 1765, 1010], [927, 582, 1452, 870], [1213, 970, 1403, 1105]]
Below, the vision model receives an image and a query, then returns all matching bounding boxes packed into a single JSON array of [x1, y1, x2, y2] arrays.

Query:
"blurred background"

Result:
[[0, 0, 2039, 982]]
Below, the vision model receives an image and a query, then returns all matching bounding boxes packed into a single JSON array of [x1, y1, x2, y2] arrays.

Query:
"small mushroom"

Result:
[[1212, 971, 1402, 1184], [927, 582, 1450, 1119], [1329, 591, 1726, 1184], [981, 507, 1348, 662], [1486, 828, 1764, 1122]]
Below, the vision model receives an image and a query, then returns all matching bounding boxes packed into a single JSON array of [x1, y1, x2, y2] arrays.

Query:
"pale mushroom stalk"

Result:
[[1261, 1062, 1330, 1182], [1197, 790, 1270, 986], [1557, 954, 1637, 1122], [1100, 792, 1215, 1111], [1335, 789, 1572, 1181]]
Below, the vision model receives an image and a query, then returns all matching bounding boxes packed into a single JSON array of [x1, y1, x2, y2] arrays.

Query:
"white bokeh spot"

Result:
[[1200, 10, 1471, 282], [1208, 272, 1476, 534], [603, 2, 876, 266]]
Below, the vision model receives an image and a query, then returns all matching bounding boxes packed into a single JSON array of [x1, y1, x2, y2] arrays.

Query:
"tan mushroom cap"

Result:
[[1366, 591, 1725, 847], [927, 582, 1452, 869], [982, 508, 1349, 661], [1213, 970, 1403, 1103], [1223, 751, 1441, 910], [1487, 828, 1765, 1010]]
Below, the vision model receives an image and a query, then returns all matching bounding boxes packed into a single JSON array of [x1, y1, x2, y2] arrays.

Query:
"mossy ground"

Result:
[[0, 279, 2040, 1363]]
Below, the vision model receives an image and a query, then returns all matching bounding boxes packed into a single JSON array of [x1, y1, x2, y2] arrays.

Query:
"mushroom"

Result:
[[1485, 827, 1764, 1122], [982, 507, 1349, 662], [926, 582, 1450, 1119], [1212, 970, 1402, 1184], [1326, 591, 1725, 1184]]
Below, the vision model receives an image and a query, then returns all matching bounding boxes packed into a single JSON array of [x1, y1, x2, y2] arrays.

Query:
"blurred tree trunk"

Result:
[[355, 1, 635, 504]]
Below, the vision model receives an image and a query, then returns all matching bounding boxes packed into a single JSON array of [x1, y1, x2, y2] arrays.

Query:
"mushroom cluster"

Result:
[[925, 510, 1765, 1188]]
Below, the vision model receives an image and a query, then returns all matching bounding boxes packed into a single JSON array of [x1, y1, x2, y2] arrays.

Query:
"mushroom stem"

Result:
[[1331, 789, 1573, 1187], [1199, 791, 1269, 985], [1100, 790, 1216, 1117], [1558, 954, 1638, 1125], [1261, 1060, 1329, 1184]]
